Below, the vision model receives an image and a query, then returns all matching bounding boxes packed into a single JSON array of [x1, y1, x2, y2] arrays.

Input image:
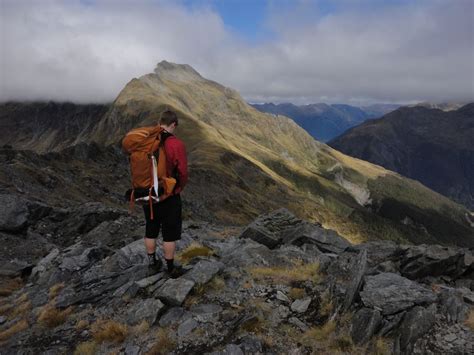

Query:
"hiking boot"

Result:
[[148, 257, 163, 274], [166, 264, 186, 279]]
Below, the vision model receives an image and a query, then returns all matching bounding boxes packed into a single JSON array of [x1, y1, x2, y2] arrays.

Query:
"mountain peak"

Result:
[[153, 60, 203, 82]]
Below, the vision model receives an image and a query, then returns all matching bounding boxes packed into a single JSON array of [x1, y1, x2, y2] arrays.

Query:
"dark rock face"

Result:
[[329, 103, 474, 210], [351, 308, 382, 345], [360, 273, 437, 315]]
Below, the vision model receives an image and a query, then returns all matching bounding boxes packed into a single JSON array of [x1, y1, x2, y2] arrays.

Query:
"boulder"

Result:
[[177, 318, 198, 337], [360, 273, 436, 315], [397, 304, 437, 353], [0, 194, 29, 232], [239, 208, 303, 249], [343, 248, 367, 311], [400, 244, 473, 279], [159, 307, 192, 327], [351, 308, 382, 345], [291, 297, 312, 313], [126, 298, 165, 325], [183, 260, 223, 285], [156, 278, 195, 306]]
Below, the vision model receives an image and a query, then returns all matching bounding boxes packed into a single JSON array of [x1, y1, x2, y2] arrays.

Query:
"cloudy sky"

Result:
[[1, 0, 473, 105]]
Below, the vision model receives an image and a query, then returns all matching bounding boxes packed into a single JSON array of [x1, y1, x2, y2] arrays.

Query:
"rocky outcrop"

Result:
[[1, 208, 473, 354]]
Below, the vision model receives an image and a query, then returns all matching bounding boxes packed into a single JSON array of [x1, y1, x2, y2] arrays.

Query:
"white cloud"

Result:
[[0, 0, 473, 104]]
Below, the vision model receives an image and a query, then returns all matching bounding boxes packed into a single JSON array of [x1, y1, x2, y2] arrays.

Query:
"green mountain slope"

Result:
[[89, 61, 473, 246]]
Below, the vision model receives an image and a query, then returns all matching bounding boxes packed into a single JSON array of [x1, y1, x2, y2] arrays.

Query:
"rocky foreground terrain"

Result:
[[1, 199, 473, 354]]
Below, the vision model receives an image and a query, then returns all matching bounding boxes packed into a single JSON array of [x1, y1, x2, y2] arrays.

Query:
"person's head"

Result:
[[159, 110, 178, 133]]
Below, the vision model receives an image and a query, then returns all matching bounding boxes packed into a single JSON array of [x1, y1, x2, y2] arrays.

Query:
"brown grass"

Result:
[[208, 276, 225, 291], [288, 287, 306, 300], [91, 319, 128, 344], [0, 277, 23, 297], [49, 283, 65, 299], [131, 320, 149, 335], [465, 309, 474, 331], [176, 242, 214, 265], [330, 335, 354, 352], [73, 341, 97, 355], [0, 319, 28, 342], [248, 261, 320, 285], [373, 336, 391, 355], [146, 328, 176, 355], [38, 305, 73, 328], [9, 300, 31, 319], [319, 290, 334, 317], [75, 319, 89, 331], [300, 320, 337, 349]]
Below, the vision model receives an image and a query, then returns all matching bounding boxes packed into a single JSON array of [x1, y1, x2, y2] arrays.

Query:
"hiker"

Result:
[[122, 110, 188, 277]]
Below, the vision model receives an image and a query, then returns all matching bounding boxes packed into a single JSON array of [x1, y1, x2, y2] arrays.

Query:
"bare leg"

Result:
[[163, 241, 176, 260], [144, 237, 156, 254]]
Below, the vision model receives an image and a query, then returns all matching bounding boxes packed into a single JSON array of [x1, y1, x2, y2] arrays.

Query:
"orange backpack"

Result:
[[122, 125, 177, 219]]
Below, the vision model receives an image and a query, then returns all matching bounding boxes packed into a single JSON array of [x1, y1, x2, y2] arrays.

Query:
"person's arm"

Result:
[[166, 138, 188, 193]]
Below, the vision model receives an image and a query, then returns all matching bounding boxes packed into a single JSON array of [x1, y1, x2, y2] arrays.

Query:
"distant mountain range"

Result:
[[329, 104, 474, 210], [1, 61, 473, 246], [251, 102, 400, 142]]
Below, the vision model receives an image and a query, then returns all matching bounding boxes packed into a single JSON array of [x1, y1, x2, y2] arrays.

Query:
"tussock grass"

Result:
[[176, 242, 214, 265], [131, 320, 149, 335], [91, 319, 128, 344], [49, 283, 65, 299], [0, 319, 28, 342], [208, 276, 225, 291], [300, 320, 337, 349], [330, 335, 354, 352], [373, 336, 391, 355], [465, 309, 474, 331], [146, 327, 176, 355], [75, 319, 89, 331], [319, 290, 334, 318], [240, 315, 266, 333], [73, 341, 97, 355], [0, 277, 23, 297], [9, 300, 31, 319], [38, 304, 73, 328], [248, 260, 320, 285], [288, 287, 306, 300]]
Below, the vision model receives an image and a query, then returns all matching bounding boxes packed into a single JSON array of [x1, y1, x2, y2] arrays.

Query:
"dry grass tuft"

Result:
[[300, 320, 337, 349], [464, 309, 474, 331], [319, 290, 334, 317], [146, 327, 176, 355], [288, 287, 306, 300], [73, 340, 97, 355], [0, 319, 28, 342], [330, 335, 354, 352], [75, 319, 89, 331], [176, 242, 214, 265], [240, 315, 266, 333], [0, 277, 24, 297], [49, 283, 65, 299], [373, 336, 391, 355], [248, 260, 320, 285], [131, 320, 150, 335], [91, 319, 128, 344], [38, 305, 73, 328], [208, 276, 226, 291], [9, 300, 31, 319]]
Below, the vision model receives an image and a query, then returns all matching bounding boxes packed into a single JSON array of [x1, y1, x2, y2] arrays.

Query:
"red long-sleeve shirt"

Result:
[[164, 135, 188, 194]]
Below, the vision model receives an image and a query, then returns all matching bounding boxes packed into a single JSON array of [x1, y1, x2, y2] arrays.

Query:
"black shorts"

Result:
[[143, 194, 182, 242]]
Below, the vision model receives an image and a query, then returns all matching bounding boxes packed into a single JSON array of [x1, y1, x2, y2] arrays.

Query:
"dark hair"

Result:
[[160, 110, 178, 126]]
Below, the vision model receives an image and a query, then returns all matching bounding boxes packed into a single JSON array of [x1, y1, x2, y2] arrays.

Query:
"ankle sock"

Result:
[[165, 258, 174, 271]]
